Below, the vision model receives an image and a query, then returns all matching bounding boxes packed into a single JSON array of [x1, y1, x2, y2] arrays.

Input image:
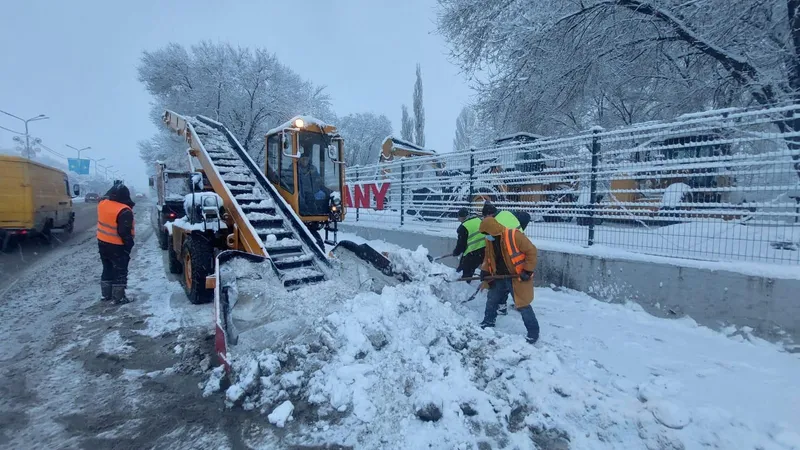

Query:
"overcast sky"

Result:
[[0, 0, 473, 190]]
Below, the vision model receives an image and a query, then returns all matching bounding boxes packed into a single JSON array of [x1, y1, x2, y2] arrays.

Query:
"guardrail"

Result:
[[344, 104, 800, 265]]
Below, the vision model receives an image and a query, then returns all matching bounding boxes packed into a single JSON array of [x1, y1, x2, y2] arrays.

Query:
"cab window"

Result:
[[266, 134, 279, 185], [64, 178, 70, 196], [279, 133, 295, 194]]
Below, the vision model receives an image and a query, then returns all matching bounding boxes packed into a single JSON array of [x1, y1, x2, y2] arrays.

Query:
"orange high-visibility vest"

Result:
[[504, 228, 526, 274], [97, 200, 135, 245]]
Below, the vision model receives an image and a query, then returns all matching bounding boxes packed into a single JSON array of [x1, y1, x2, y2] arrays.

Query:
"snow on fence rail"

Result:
[[344, 104, 800, 265]]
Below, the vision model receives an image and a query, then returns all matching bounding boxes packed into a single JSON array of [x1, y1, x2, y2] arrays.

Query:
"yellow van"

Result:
[[0, 155, 79, 249]]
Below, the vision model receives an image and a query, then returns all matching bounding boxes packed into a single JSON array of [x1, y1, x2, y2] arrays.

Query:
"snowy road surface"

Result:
[[1, 212, 799, 449], [0, 208, 258, 449], [0, 202, 98, 281]]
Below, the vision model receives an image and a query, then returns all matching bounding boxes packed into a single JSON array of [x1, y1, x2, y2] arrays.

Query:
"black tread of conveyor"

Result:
[[187, 115, 330, 289]]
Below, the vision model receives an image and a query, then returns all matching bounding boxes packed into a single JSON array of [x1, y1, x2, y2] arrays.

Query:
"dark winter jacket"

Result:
[[104, 185, 136, 249], [298, 162, 326, 199], [453, 223, 469, 257]]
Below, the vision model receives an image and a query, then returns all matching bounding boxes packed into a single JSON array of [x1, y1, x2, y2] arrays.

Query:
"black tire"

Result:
[[158, 228, 169, 250], [42, 219, 53, 237], [181, 235, 215, 304], [64, 218, 74, 233], [168, 242, 182, 274], [1, 234, 14, 253]]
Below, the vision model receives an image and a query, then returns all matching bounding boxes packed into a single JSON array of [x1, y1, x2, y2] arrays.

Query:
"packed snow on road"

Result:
[[2, 213, 799, 449], [200, 233, 800, 450]]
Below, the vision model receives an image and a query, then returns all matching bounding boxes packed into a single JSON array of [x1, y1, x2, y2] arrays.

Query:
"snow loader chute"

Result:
[[160, 111, 404, 368]]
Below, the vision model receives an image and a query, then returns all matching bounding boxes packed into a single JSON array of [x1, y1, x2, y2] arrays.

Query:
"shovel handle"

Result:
[[452, 274, 519, 282]]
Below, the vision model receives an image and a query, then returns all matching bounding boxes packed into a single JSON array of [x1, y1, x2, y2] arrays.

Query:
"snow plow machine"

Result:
[[161, 111, 406, 372]]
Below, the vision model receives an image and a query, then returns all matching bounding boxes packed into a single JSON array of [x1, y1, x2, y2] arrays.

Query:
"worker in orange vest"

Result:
[[478, 216, 540, 344], [97, 183, 135, 304]]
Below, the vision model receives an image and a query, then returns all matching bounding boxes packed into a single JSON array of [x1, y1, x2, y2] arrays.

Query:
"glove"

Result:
[[314, 190, 326, 200], [519, 271, 533, 282], [479, 270, 494, 286]]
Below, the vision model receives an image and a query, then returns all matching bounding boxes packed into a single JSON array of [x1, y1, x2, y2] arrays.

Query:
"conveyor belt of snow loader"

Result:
[[189, 115, 330, 288]]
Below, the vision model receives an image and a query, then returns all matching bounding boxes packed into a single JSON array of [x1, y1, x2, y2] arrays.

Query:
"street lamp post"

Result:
[[66, 144, 91, 160], [0, 109, 49, 159], [90, 157, 105, 177], [98, 164, 112, 180]]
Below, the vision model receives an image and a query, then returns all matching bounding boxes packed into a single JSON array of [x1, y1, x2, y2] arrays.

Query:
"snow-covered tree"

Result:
[[453, 106, 476, 152], [413, 64, 426, 146], [137, 42, 332, 168], [401, 104, 415, 142], [436, 0, 800, 178], [453, 105, 496, 152], [137, 132, 191, 175], [337, 113, 393, 167]]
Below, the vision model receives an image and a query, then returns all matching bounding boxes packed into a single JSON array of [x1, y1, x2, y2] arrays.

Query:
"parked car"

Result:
[[84, 193, 100, 202]]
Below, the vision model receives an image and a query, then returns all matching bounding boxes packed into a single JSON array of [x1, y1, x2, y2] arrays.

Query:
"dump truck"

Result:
[[149, 163, 192, 250], [159, 111, 402, 370], [0, 155, 80, 250]]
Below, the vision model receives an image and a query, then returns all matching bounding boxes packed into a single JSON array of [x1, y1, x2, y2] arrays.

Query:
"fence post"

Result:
[[468, 147, 475, 209], [354, 170, 359, 222], [400, 162, 405, 227], [588, 127, 602, 246]]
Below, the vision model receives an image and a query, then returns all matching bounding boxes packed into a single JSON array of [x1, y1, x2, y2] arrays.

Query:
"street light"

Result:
[[0, 110, 49, 159], [90, 157, 105, 177], [98, 164, 112, 180], [66, 144, 91, 159]]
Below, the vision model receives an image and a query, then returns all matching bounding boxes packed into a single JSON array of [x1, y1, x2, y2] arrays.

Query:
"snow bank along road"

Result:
[[1, 208, 799, 449]]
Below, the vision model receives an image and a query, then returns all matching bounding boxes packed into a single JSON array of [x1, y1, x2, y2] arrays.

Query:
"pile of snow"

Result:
[[660, 182, 692, 207], [183, 192, 223, 216], [201, 238, 800, 449], [169, 216, 227, 233]]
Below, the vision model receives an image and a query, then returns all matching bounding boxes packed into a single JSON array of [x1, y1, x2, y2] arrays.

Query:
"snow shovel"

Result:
[[450, 274, 520, 283], [461, 285, 483, 304], [459, 274, 520, 304], [426, 254, 452, 263]]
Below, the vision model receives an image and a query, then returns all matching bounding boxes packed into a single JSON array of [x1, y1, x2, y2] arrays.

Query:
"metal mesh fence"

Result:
[[345, 105, 800, 265]]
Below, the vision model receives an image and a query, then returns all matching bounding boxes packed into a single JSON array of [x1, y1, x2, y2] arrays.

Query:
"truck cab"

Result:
[[264, 117, 346, 246], [150, 163, 192, 250]]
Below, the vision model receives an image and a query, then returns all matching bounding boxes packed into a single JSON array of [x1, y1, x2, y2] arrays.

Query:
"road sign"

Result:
[[68, 158, 91, 175]]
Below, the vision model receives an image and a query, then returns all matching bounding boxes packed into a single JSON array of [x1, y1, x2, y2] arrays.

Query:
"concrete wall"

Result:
[[343, 224, 800, 344]]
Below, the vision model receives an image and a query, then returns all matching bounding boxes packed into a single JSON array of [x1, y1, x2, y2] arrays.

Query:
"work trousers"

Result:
[[458, 249, 485, 280], [483, 279, 540, 341], [99, 240, 131, 287]]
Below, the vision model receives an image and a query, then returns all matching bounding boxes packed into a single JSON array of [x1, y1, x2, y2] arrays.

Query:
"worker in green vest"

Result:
[[480, 202, 532, 314], [481, 202, 531, 231], [452, 208, 486, 282]]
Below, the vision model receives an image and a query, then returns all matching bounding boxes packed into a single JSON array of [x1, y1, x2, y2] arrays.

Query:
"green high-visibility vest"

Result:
[[462, 217, 486, 255], [495, 210, 521, 230]]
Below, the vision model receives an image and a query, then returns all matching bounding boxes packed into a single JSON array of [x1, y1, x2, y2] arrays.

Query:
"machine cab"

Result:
[[265, 116, 346, 225]]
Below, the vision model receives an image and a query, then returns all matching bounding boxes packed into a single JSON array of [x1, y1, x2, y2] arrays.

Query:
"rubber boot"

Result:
[[112, 284, 132, 305], [101, 281, 112, 302]]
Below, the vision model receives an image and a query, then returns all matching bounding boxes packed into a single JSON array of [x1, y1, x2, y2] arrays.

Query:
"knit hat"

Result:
[[457, 207, 470, 218], [481, 202, 498, 217]]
